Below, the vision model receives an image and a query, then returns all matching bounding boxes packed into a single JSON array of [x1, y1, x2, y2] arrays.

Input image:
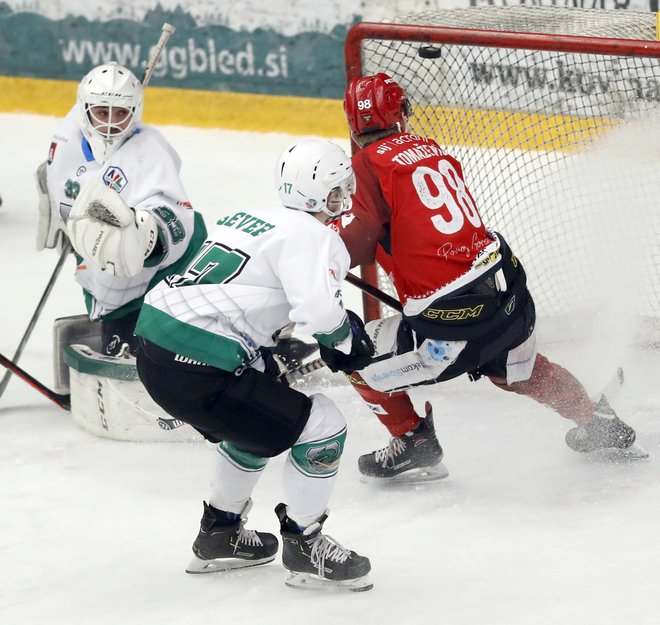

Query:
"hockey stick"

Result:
[[277, 275, 401, 383], [279, 356, 326, 383], [345, 271, 402, 312], [0, 241, 72, 400], [141, 23, 176, 87], [0, 338, 319, 409], [0, 352, 70, 410]]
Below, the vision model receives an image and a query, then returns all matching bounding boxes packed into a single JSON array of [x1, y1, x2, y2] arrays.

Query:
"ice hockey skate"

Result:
[[275, 503, 372, 592], [186, 500, 279, 574], [358, 402, 449, 484], [565, 395, 648, 461]]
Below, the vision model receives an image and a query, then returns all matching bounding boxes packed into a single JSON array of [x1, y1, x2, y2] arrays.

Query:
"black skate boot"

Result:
[[186, 500, 279, 574], [358, 402, 448, 483], [274, 503, 372, 592], [565, 395, 647, 459]]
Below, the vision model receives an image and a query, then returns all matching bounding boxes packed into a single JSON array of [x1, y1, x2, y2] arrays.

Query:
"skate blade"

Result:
[[360, 461, 449, 485], [587, 443, 649, 463], [185, 554, 275, 574], [284, 571, 373, 592]]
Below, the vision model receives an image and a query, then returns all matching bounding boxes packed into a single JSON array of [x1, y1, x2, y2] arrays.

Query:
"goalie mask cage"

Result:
[[345, 6, 660, 344]]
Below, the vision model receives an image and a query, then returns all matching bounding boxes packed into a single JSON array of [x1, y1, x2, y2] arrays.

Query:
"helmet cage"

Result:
[[84, 102, 137, 144], [276, 139, 355, 218], [323, 173, 355, 218]]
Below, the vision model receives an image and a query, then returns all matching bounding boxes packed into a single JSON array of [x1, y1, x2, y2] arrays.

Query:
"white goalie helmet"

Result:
[[76, 62, 144, 163], [275, 139, 355, 218]]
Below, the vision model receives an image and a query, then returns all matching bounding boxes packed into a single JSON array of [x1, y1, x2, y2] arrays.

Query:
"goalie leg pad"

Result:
[[53, 314, 101, 394]]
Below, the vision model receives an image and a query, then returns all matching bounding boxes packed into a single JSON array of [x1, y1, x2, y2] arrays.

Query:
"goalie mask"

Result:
[[275, 139, 355, 218], [344, 73, 411, 135], [76, 62, 144, 163]]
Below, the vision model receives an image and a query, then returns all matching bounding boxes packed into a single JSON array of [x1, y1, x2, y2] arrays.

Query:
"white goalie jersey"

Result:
[[46, 106, 199, 319], [135, 205, 353, 372]]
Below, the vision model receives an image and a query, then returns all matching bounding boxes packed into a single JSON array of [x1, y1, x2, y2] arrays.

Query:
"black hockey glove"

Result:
[[319, 310, 375, 373]]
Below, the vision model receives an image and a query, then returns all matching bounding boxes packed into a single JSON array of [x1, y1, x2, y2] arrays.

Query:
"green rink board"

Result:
[[0, 9, 354, 98]]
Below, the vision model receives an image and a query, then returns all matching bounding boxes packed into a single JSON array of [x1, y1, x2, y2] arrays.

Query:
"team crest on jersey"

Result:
[[102, 166, 128, 192], [47, 142, 57, 165]]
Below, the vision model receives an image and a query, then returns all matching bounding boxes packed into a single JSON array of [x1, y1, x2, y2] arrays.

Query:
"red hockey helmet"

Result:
[[344, 73, 410, 135]]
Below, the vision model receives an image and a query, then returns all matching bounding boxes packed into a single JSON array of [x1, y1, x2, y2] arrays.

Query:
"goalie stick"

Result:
[[0, 352, 70, 410], [0, 272, 391, 410], [0, 348, 323, 412], [0, 241, 72, 400], [141, 23, 176, 87]]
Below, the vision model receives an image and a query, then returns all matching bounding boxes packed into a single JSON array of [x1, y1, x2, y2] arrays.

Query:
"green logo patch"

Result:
[[154, 205, 185, 244]]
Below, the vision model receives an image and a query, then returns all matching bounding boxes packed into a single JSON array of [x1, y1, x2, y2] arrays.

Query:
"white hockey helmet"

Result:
[[275, 139, 355, 218], [76, 62, 144, 163]]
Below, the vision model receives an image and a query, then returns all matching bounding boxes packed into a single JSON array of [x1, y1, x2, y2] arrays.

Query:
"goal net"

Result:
[[345, 6, 660, 346]]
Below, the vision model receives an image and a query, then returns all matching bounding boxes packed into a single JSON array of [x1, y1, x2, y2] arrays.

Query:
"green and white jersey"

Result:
[[47, 106, 206, 320], [135, 205, 352, 372]]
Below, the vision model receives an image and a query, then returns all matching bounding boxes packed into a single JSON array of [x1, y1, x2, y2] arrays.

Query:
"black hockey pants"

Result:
[[136, 338, 312, 457]]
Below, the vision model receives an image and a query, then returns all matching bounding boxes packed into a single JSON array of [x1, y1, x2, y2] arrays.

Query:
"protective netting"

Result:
[[353, 6, 660, 340]]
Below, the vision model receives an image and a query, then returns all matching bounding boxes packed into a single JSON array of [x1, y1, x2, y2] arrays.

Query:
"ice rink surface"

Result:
[[1, 113, 659, 625]]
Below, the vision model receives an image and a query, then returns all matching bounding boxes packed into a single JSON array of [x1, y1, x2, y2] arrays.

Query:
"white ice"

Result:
[[1, 114, 659, 625]]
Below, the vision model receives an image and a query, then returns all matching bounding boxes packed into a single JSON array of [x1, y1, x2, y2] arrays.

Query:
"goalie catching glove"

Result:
[[319, 310, 375, 373], [66, 178, 159, 277]]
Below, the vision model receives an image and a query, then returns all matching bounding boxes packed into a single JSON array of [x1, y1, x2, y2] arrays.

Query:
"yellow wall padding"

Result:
[[0, 76, 349, 138]]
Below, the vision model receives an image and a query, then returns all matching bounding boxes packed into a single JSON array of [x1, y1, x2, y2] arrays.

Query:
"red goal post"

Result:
[[344, 6, 660, 340]]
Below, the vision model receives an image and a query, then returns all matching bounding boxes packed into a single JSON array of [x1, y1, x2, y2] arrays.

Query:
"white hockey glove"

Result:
[[35, 161, 68, 252], [67, 178, 159, 277]]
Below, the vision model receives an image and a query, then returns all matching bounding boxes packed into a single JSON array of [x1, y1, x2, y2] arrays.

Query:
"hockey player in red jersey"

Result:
[[333, 72, 644, 482]]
